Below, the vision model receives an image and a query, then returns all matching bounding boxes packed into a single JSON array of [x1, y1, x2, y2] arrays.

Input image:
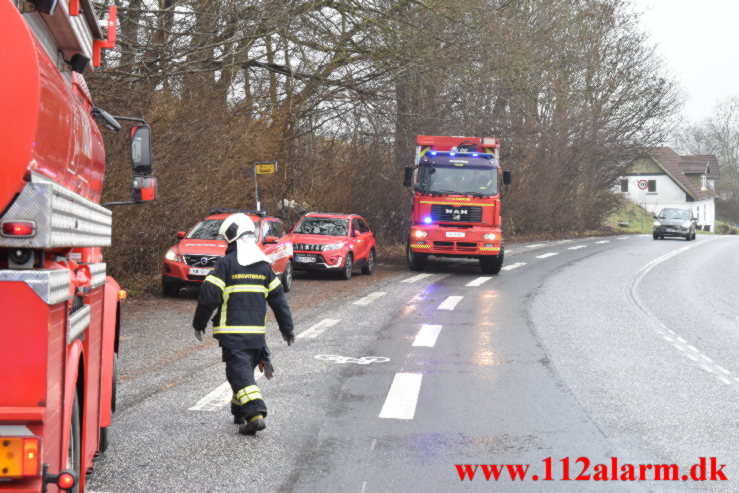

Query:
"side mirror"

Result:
[[502, 169, 512, 185], [403, 166, 414, 187], [653, 215, 658, 219], [132, 176, 157, 202], [176, 231, 185, 239], [264, 235, 279, 245], [131, 125, 152, 175]]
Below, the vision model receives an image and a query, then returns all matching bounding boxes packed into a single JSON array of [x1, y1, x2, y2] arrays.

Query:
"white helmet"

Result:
[[218, 213, 256, 243]]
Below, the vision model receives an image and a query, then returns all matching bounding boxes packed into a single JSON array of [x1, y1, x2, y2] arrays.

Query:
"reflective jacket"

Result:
[[192, 247, 294, 349]]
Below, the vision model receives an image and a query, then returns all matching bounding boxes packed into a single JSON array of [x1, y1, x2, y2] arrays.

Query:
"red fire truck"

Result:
[[0, 2, 155, 491], [403, 135, 511, 274]]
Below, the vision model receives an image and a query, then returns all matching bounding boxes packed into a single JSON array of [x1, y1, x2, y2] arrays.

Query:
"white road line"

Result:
[[700, 364, 714, 373], [595, 240, 610, 244], [674, 344, 685, 351], [501, 262, 526, 271], [716, 365, 731, 375], [526, 243, 546, 248], [567, 245, 587, 250], [616, 237, 629, 240], [676, 336, 687, 344], [686, 353, 699, 362], [536, 252, 558, 259], [298, 318, 340, 339], [413, 324, 443, 347], [402, 273, 432, 283], [717, 375, 732, 385], [438, 296, 463, 310], [354, 292, 387, 306], [701, 355, 714, 363], [686, 344, 699, 353], [466, 276, 492, 287], [190, 373, 264, 411], [379, 373, 423, 420]]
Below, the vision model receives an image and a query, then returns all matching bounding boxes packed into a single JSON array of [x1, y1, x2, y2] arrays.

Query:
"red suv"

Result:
[[162, 209, 294, 296], [289, 213, 376, 279]]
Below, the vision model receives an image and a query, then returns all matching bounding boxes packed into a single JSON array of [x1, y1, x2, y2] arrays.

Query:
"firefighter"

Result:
[[192, 213, 295, 435]]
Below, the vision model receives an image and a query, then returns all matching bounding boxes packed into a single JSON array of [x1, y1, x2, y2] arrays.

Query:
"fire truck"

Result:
[[0, 1, 155, 491], [403, 136, 511, 274]]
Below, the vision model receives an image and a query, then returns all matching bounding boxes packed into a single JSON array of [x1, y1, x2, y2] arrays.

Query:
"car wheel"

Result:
[[162, 277, 180, 297], [652, 233, 658, 240], [362, 249, 376, 275], [340, 253, 353, 280], [281, 260, 293, 292], [406, 242, 428, 271], [685, 233, 691, 241]]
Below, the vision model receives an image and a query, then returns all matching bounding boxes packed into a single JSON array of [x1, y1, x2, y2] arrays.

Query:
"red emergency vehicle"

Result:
[[162, 210, 294, 295], [289, 213, 377, 279], [0, 2, 155, 491], [403, 136, 511, 274]]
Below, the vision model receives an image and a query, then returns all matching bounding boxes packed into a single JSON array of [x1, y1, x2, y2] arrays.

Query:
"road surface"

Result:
[[88, 235, 738, 492]]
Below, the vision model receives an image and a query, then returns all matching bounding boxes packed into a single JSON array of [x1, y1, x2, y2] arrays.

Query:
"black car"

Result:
[[653, 208, 697, 240]]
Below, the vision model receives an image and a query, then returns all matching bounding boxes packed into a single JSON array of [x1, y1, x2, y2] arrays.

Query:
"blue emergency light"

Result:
[[423, 216, 433, 224]]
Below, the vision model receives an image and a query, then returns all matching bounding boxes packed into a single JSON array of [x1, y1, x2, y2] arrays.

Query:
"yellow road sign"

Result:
[[255, 162, 276, 174]]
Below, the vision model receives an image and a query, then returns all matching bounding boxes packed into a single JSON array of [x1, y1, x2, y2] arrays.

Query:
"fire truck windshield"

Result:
[[187, 219, 223, 239], [417, 163, 498, 196]]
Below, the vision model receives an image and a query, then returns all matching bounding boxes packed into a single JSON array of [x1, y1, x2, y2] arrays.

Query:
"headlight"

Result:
[[653, 221, 661, 227], [323, 243, 345, 251], [681, 221, 692, 228], [413, 230, 428, 238], [165, 248, 179, 261], [483, 233, 496, 240]]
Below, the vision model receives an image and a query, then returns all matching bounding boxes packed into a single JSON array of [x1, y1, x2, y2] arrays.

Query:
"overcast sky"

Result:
[[632, 0, 739, 123]]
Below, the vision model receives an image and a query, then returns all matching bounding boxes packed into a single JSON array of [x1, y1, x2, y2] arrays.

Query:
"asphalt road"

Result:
[[88, 235, 738, 492]]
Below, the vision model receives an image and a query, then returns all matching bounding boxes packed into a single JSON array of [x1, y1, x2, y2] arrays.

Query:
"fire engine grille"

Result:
[[430, 205, 483, 223], [184, 254, 219, 267], [433, 241, 480, 252]]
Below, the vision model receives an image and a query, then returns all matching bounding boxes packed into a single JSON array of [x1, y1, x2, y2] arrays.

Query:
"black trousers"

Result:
[[222, 347, 268, 419]]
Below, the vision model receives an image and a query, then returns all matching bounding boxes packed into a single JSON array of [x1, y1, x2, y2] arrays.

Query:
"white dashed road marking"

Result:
[[568, 245, 587, 250], [402, 273, 432, 283], [616, 237, 629, 240], [595, 240, 610, 244], [526, 244, 546, 248], [354, 292, 387, 305], [438, 296, 463, 310], [298, 318, 340, 339], [501, 262, 526, 271], [536, 252, 558, 259], [379, 373, 423, 420], [189, 371, 263, 411], [466, 276, 492, 287], [413, 324, 442, 347]]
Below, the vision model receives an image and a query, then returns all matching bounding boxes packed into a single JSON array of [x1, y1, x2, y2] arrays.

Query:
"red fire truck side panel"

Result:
[[81, 289, 105, 473], [99, 278, 121, 429]]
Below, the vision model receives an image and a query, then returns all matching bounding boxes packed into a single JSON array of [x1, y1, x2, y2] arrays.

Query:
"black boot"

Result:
[[239, 414, 266, 435], [233, 415, 245, 425]]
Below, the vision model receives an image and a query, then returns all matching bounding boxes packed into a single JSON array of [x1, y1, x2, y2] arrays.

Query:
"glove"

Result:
[[258, 359, 274, 379], [194, 329, 203, 342], [282, 331, 295, 346]]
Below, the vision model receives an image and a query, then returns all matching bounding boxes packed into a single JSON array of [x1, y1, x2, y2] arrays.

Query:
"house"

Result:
[[619, 147, 720, 231]]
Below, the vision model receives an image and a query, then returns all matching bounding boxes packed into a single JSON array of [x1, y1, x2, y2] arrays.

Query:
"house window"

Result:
[[620, 179, 629, 192], [647, 180, 656, 192]]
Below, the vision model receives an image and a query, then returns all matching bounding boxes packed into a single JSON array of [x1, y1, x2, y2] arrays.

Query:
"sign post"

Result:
[[252, 161, 277, 211]]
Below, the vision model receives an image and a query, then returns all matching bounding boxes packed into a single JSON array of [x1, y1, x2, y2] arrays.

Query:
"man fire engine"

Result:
[[403, 136, 511, 274], [1, 1, 155, 491]]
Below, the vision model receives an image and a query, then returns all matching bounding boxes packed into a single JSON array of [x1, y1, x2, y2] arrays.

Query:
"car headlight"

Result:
[[681, 221, 692, 228], [413, 230, 428, 238], [483, 233, 496, 240], [653, 221, 661, 227], [323, 243, 345, 251], [165, 248, 179, 261]]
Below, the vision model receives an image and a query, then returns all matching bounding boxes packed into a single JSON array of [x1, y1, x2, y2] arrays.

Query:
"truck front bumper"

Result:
[[408, 226, 501, 257]]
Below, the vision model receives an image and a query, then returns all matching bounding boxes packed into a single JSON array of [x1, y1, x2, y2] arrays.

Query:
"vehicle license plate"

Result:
[[445, 232, 465, 238], [295, 255, 316, 263], [189, 267, 212, 276]]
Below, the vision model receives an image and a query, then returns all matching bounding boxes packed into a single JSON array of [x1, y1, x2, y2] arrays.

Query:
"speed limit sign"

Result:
[[638, 179, 648, 190]]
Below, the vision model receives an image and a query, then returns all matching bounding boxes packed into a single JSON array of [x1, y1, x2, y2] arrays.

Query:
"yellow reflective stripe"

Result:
[[410, 244, 431, 249], [235, 385, 263, 404], [224, 285, 268, 295], [418, 200, 494, 207], [204, 275, 225, 290], [479, 247, 500, 252], [268, 278, 281, 292], [213, 326, 266, 334]]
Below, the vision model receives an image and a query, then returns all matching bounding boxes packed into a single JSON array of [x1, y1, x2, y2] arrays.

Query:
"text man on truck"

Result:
[[403, 136, 511, 274], [0, 1, 155, 491]]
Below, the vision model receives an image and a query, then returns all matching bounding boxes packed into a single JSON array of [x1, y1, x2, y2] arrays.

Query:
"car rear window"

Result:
[[187, 219, 223, 239], [294, 218, 349, 236]]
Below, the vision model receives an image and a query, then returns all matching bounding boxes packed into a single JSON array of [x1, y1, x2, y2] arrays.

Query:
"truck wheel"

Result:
[[480, 245, 504, 275], [282, 260, 293, 292], [162, 277, 180, 297], [406, 243, 427, 271], [361, 249, 376, 275], [67, 391, 81, 493], [340, 254, 353, 280]]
